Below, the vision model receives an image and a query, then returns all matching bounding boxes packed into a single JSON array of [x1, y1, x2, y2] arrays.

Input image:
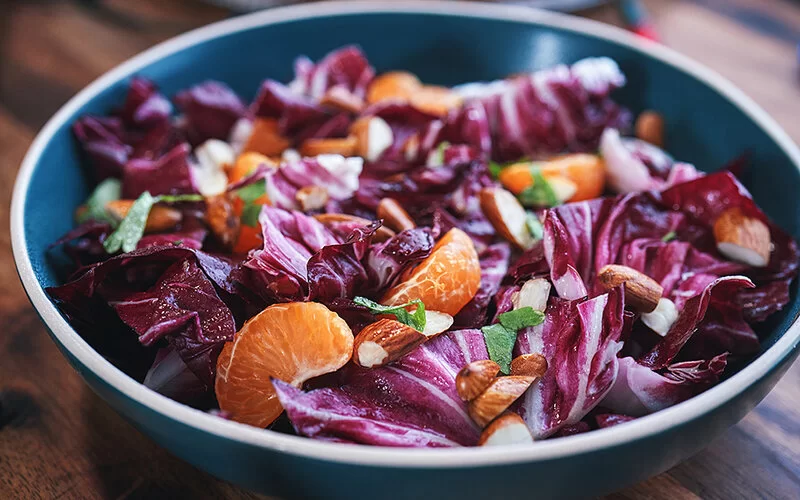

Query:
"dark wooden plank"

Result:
[[0, 1, 797, 499]]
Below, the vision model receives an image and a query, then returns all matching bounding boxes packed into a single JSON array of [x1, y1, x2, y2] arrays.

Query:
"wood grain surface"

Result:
[[1, 1, 799, 498]]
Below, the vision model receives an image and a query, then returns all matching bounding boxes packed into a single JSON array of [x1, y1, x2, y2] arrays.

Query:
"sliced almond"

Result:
[[478, 412, 534, 446], [512, 278, 551, 311], [545, 175, 578, 204], [456, 360, 501, 402], [410, 85, 463, 117], [422, 311, 454, 338], [479, 187, 535, 250], [105, 200, 182, 234], [640, 297, 679, 337], [353, 318, 426, 368], [376, 198, 416, 232], [299, 136, 358, 157], [366, 71, 421, 104], [597, 264, 663, 313], [350, 116, 394, 162], [295, 186, 330, 212], [194, 139, 234, 196], [242, 117, 291, 157], [468, 376, 535, 428], [635, 110, 665, 148], [510, 354, 548, 378], [205, 194, 240, 250], [313, 213, 396, 243], [320, 86, 365, 114], [713, 207, 771, 267]]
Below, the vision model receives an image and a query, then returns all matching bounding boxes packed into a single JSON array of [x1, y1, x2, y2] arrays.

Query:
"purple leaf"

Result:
[[365, 227, 435, 293], [288, 45, 374, 100], [175, 80, 246, 144], [454, 243, 512, 328], [307, 222, 380, 301], [250, 80, 331, 137], [122, 143, 198, 198], [595, 413, 636, 428]]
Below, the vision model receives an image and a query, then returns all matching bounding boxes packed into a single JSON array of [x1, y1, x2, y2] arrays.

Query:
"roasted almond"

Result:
[[410, 85, 463, 117], [320, 86, 365, 114], [598, 264, 663, 313], [299, 136, 358, 157], [480, 187, 535, 250], [353, 318, 426, 368], [422, 310, 454, 338], [105, 200, 182, 234], [313, 213, 396, 243], [376, 198, 416, 232], [478, 412, 534, 446], [194, 139, 234, 196], [205, 194, 240, 250], [468, 376, 535, 428], [635, 110, 665, 148], [546, 175, 578, 204], [512, 278, 551, 311], [640, 297, 679, 337], [713, 207, 771, 267], [350, 116, 394, 162], [366, 71, 421, 104], [242, 117, 291, 157], [510, 354, 548, 378], [295, 185, 330, 212], [456, 360, 501, 402]]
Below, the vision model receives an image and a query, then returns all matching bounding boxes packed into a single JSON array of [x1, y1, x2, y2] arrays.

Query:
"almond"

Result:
[[510, 354, 548, 378], [468, 376, 535, 428], [242, 117, 291, 157], [713, 207, 771, 267], [295, 185, 330, 212], [320, 86, 365, 114], [546, 175, 578, 203], [353, 318, 427, 368], [597, 264, 663, 313], [105, 200, 182, 234], [376, 198, 416, 232], [512, 278, 551, 311], [478, 412, 534, 446], [456, 360, 500, 402], [205, 194, 240, 250], [422, 310, 454, 337], [640, 297, 679, 337], [480, 187, 535, 250], [410, 85, 463, 117], [313, 213, 396, 243], [635, 110, 665, 148], [366, 71, 421, 104], [194, 139, 234, 196], [350, 116, 394, 162], [299, 136, 358, 157]]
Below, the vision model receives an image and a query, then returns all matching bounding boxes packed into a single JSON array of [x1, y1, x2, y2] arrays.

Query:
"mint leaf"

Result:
[[78, 179, 121, 225], [236, 180, 266, 204], [103, 192, 156, 253], [241, 204, 261, 227], [661, 231, 677, 243], [498, 307, 545, 332], [353, 296, 427, 332], [489, 161, 504, 179], [157, 194, 204, 203], [481, 323, 517, 374], [525, 212, 544, 241], [518, 170, 559, 208]]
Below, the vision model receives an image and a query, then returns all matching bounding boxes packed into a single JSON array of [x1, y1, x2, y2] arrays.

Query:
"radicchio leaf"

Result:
[[122, 143, 198, 198], [454, 243, 512, 328], [288, 46, 374, 100], [175, 80, 247, 144]]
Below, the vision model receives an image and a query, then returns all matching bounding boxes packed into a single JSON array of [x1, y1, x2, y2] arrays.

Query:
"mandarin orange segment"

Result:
[[215, 302, 354, 428], [498, 154, 605, 202], [242, 118, 291, 157], [228, 152, 276, 184], [381, 228, 480, 316], [366, 71, 421, 104], [409, 86, 463, 117]]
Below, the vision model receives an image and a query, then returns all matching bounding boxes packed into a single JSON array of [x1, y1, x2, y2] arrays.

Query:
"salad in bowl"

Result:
[[45, 45, 798, 448]]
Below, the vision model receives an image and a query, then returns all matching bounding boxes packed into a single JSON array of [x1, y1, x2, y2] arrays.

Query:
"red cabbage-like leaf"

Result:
[[137, 229, 206, 250], [595, 413, 636, 428], [175, 80, 246, 144], [454, 243, 511, 328], [288, 46, 374, 100], [250, 80, 331, 137], [49, 220, 113, 269], [602, 354, 727, 416], [307, 222, 380, 301], [274, 329, 488, 447], [265, 156, 363, 210], [365, 227, 435, 293], [122, 143, 198, 198], [514, 287, 625, 438], [143, 346, 208, 404], [72, 117, 132, 180], [118, 77, 172, 128]]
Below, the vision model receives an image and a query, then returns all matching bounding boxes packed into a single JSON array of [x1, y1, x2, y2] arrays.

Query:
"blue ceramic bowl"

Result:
[[11, 2, 800, 498]]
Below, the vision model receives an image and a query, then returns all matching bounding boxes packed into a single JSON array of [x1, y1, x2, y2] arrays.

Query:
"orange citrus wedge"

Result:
[[498, 154, 606, 202]]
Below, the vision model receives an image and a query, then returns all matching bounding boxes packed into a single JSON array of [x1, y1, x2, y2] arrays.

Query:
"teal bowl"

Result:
[[11, 2, 800, 498]]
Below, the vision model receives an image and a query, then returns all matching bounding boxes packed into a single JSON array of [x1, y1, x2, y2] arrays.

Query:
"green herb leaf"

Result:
[[525, 212, 544, 241], [78, 179, 122, 225], [102, 192, 157, 254], [353, 296, 427, 332], [241, 204, 262, 227], [661, 231, 677, 243], [157, 194, 204, 203], [481, 323, 517, 374], [489, 161, 504, 179], [427, 141, 450, 167], [518, 170, 559, 208], [236, 180, 266, 204], [498, 307, 545, 332]]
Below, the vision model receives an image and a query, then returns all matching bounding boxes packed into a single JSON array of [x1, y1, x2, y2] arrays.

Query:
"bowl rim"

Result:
[[10, 0, 800, 468]]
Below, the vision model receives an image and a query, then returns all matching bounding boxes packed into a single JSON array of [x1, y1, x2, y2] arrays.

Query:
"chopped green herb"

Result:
[[240, 204, 262, 227], [661, 231, 677, 243], [103, 192, 157, 254], [525, 212, 544, 241], [78, 178, 121, 225], [158, 194, 204, 203], [518, 170, 559, 208], [498, 307, 545, 332], [489, 161, 504, 179], [481, 323, 517, 374], [353, 296, 427, 332], [236, 180, 266, 204]]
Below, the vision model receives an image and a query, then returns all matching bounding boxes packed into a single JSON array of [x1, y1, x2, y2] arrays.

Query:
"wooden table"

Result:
[[1, 1, 798, 498]]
